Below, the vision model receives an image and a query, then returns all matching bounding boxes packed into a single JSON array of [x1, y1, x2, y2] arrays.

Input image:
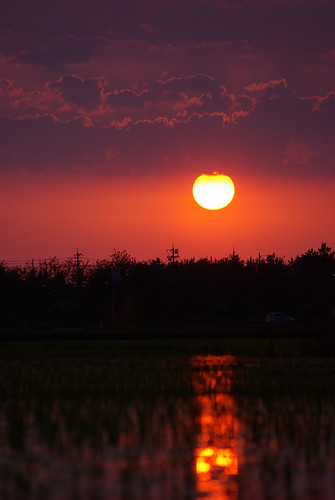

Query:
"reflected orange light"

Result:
[[216, 448, 238, 474], [196, 447, 238, 476], [196, 447, 214, 473], [200, 447, 214, 458], [194, 359, 240, 499], [196, 458, 211, 474]]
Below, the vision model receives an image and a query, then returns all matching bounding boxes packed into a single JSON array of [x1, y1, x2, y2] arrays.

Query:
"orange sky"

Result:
[[2, 172, 334, 263]]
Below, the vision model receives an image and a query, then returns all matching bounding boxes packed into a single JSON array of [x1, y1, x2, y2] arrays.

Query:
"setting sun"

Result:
[[192, 173, 235, 210]]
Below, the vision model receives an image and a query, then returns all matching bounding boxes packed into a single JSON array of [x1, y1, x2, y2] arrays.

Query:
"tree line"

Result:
[[0, 244, 334, 330]]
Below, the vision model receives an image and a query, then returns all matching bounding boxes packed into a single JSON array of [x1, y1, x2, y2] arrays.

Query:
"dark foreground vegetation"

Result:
[[1, 243, 334, 336]]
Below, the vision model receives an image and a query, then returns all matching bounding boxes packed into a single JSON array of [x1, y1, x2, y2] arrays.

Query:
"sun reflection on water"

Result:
[[192, 357, 241, 499], [196, 446, 238, 474], [2, 355, 335, 498]]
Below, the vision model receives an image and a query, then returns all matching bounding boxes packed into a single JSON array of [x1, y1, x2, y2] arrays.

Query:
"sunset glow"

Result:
[[0, 0, 334, 262], [1, 3, 335, 497], [1, 173, 333, 263]]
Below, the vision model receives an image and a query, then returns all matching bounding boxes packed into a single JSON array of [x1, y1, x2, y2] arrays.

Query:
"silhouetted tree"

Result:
[[1, 243, 334, 329]]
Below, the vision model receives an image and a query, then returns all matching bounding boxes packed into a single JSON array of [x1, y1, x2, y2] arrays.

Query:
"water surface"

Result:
[[0, 354, 335, 499]]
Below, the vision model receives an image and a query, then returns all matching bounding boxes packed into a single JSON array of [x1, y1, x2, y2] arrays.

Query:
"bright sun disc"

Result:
[[193, 172, 235, 210]]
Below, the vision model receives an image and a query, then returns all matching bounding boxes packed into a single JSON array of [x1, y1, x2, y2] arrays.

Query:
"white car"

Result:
[[265, 312, 295, 325]]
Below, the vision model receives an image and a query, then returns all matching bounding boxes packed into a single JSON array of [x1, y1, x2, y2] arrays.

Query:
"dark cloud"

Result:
[[18, 37, 112, 67], [0, 79, 13, 92], [1, 0, 334, 99], [1, 87, 334, 178], [49, 74, 103, 110], [1, 0, 335, 181], [105, 75, 229, 120], [2, 0, 334, 62], [214, 0, 332, 6], [110, 22, 157, 42], [147, 75, 221, 97], [106, 90, 144, 109], [321, 48, 335, 59]]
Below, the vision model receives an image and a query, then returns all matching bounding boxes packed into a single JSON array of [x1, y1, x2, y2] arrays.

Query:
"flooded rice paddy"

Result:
[[0, 350, 335, 499]]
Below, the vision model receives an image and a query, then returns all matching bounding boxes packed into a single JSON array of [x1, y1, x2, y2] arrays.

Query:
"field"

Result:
[[0, 340, 335, 498]]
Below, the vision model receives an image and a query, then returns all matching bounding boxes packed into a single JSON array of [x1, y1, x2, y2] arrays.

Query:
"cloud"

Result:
[[133, 111, 230, 128], [214, 0, 332, 6], [0, 73, 238, 125], [1, 85, 334, 179], [2, 0, 334, 103], [106, 90, 144, 108], [104, 75, 234, 122], [320, 48, 335, 59], [147, 74, 221, 97], [283, 139, 318, 165], [0, 79, 14, 92], [1, 0, 335, 181], [49, 74, 103, 110], [110, 22, 157, 41], [308, 90, 335, 112], [245, 79, 288, 100], [18, 37, 112, 67], [0, 79, 64, 119]]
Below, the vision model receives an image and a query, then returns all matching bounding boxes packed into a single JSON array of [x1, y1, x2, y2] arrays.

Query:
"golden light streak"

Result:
[[199, 447, 214, 458], [196, 458, 211, 474]]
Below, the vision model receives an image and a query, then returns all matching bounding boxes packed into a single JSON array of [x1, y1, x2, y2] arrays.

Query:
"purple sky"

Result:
[[1, 0, 334, 260]]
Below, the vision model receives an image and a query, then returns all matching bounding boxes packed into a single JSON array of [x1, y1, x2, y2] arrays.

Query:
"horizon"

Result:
[[2, 240, 333, 268]]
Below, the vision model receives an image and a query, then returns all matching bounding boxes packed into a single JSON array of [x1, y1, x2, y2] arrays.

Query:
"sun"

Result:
[[192, 172, 235, 210]]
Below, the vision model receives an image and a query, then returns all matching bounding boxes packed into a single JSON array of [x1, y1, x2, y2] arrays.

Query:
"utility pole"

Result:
[[167, 244, 179, 265], [75, 249, 83, 287]]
